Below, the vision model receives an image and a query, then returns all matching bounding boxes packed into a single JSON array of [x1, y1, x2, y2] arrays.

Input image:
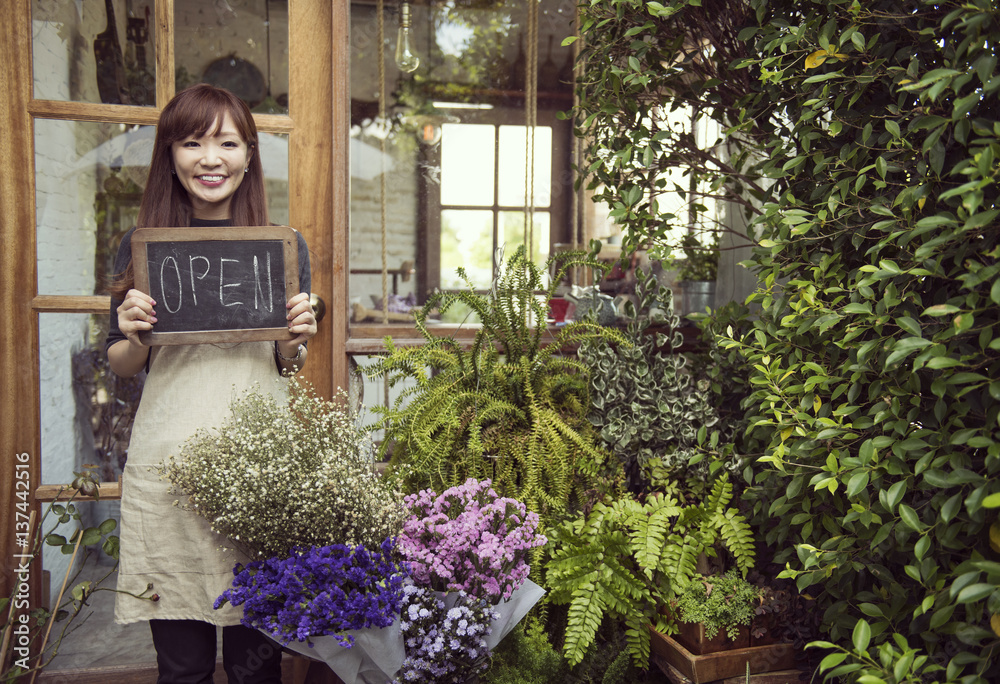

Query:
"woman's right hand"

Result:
[[117, 289, 157, 345]]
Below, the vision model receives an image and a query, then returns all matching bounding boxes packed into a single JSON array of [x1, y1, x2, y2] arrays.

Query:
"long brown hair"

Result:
[[109, 83, 269, 298]]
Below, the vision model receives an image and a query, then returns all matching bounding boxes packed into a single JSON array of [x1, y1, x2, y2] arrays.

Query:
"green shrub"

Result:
[[578, 266, 731, 498], [719, 2, 1000, 680], [483, 617, 568, 684], [573, 0, 1000, 680], [674, 570, 762, 641]]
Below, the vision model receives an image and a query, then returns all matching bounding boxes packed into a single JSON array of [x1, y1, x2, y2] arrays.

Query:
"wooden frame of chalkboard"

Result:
[[131, 226, 299, 345]]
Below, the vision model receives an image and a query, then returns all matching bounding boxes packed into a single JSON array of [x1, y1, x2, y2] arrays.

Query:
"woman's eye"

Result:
[[183, 141, 200, 148]]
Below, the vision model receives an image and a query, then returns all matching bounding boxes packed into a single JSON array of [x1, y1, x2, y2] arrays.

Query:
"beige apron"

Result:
[[115, 341, 286, 625]]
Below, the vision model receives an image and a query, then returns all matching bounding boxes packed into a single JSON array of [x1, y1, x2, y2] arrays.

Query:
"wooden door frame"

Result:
[[0, 0, 348, 679], [0, 0, 39, 608]]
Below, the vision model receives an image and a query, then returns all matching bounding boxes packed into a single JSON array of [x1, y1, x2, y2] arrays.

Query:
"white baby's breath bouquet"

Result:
[[159, 376, 404, 559]]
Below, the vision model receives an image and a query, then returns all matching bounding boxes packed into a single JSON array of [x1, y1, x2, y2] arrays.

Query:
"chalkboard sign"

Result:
[[131, 226, 299, 345]]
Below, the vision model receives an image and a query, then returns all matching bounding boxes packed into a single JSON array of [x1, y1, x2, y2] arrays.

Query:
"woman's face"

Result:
[[171, 113, 252, 220]]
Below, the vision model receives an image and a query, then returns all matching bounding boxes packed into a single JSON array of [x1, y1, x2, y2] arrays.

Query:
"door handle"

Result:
[[310, 293, 327, 323]]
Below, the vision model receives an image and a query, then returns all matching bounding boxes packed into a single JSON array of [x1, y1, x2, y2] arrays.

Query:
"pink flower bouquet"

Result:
[[397, 478, 547, 604]]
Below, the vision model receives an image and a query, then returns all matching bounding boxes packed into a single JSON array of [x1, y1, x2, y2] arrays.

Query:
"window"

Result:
[[420, 107, 571, 295]]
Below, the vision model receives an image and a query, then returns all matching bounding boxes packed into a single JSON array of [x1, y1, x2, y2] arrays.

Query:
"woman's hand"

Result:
[[284, 291, 317, 344], [117, 289, 157, 344], [275, 292, 317, 372], [109, 289, 155, 377]]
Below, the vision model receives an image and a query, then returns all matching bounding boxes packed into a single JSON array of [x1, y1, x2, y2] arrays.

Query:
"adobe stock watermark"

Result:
[[10, 451, 34, 671]]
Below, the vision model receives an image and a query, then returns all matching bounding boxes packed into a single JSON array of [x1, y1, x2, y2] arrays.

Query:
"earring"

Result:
[[170, 169, 175, 175], [244, 167, 249, 173]]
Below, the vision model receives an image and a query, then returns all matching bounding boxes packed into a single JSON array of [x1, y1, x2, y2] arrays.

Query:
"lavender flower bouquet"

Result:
[[393, 584, 499, 684], [398, 478, 547, 604]]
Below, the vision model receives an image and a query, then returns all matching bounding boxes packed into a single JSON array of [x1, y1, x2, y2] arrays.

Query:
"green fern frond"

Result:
[[630, 506, 671, 577], [713, 509, 757, 575], [705, 475, 733, 511], [563, 585, 607, 667], [656, 532, 703, 593], [624, 613, 652, 669], [363, 244, 623, 532], [599, 554, 646, 608]]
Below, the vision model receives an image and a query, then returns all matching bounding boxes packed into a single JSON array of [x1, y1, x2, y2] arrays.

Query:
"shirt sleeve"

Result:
[[105, 226, 137, 355]]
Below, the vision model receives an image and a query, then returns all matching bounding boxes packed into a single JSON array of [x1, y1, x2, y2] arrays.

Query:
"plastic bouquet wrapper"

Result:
[[281, 621, 406, 684], [271, 577, 543, 684], [390, 479, 549, 683], [440, 578, 546, 650]]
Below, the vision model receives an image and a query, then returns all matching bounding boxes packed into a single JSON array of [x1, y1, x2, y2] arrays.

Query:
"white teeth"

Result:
[[199, 175, 224, 181]]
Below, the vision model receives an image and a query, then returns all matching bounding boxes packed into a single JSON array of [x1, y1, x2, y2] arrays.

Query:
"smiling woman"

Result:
[[170, 114, 252, 220], [102, 83, 316, 684], [5, 1, 338, 680]]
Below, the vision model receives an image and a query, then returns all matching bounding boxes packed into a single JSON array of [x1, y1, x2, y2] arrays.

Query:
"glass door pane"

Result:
[[175, 0, 290, 115], [497, 125, 552, 208], [33, 0, 156, 106], [441, 209, 494, 289], [348, 0, 578, 324], [441, 123, 495, 206]]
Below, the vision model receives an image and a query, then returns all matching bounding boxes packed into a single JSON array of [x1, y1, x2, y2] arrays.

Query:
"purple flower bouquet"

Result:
[[214, 478, 548, 683], [217, 539, 409, 684]]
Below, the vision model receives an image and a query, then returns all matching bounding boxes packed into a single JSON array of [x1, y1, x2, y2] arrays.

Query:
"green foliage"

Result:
[[599, 647, 631, 684], [579, 266, 735, 497], [576, 0, 1000, 679], [674, 570, 763, 641], [483, 617, 569, 684], [677, 233, 720, 283], [365, 246, 628, 527], [2, 471, 134, 682], [545, 475, 755, 668], [571, 0, 758, 259], [811, 621, 953, 683], [721, 2, 1000, 680]]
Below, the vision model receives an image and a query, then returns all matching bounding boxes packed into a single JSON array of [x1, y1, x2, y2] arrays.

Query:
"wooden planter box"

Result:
[[674, 620, 750, 655], [649, 628, 796, 684]]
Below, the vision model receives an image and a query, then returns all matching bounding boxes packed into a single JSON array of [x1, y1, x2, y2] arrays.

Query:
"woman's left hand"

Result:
[[284, 291, 318, 345]]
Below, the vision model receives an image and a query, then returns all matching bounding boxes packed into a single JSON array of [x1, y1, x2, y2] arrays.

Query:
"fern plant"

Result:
[[545, 475, 755, 668], [364, 246, 628, 528]]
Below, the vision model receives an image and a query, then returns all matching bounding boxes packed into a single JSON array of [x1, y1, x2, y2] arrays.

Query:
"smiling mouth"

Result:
[[197, 175, 226, 183]]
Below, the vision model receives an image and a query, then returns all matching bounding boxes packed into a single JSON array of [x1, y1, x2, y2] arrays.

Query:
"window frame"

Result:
[[416, 104, 573, 298]]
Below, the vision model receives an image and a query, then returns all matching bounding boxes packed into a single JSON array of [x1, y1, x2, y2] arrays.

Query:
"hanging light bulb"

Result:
[[394, 1, 420, 73]]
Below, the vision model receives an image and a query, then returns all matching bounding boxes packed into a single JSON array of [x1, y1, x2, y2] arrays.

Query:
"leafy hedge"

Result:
[[573, 0, 1000, 680], [726, 2, 1000, 681]]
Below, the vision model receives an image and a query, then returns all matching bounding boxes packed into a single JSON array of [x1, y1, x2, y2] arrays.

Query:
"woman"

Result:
[[106, 83, 316, 683]]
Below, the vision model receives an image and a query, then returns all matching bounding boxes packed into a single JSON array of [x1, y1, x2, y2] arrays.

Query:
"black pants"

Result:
[[149, 619, 282, 684]]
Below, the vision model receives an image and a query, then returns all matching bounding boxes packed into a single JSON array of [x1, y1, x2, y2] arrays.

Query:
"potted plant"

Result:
[[545, 474, 757, 669], [670, 570, 761, 655], [649, 569, 804, 683], [577, 265, 733, 499], [676, 233, 719, 316]]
